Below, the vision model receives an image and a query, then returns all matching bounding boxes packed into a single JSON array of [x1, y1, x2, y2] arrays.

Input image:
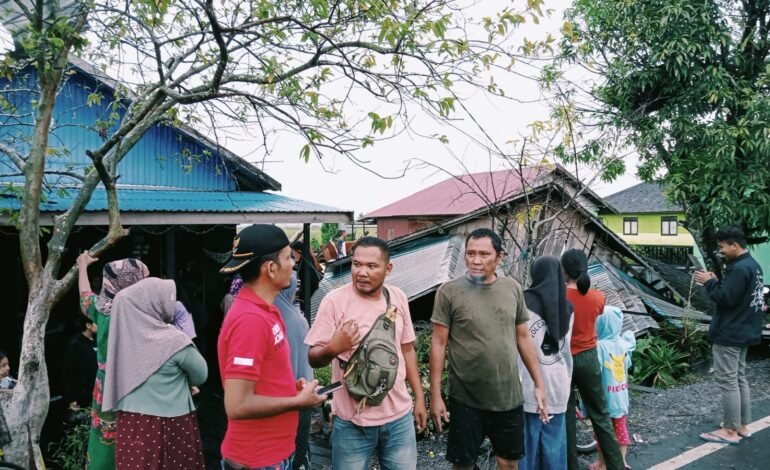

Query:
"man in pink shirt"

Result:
[[305, 236, 428, 470]]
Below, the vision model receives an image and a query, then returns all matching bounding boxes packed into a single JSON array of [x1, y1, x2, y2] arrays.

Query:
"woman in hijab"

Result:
[[274, 272, 314, 470], [103, 277, 207, 469], [518, 256, 574, 470], [220, 275, 243, 317], [77, 252, 149, 470]]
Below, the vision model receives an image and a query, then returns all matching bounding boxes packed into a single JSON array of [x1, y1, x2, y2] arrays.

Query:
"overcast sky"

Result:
[[0, 0, 642, 218], [217, 0, 642, 217]]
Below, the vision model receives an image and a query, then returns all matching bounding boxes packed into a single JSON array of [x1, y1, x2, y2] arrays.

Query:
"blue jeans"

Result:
[[331, 412, 417, 470], [520, 412, 566, 470], [221, 454, 293, 470]]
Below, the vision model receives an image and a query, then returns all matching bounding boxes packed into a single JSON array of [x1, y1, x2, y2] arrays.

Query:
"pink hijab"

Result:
[[102, 277, 192, 411], [96, 258, 149, 314]]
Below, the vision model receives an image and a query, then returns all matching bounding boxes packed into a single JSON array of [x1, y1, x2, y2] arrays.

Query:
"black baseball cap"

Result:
[[219, 224, 290, 274]]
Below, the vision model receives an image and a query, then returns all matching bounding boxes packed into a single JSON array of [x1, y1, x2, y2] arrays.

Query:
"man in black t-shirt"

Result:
[[63, 316, 98, 410]]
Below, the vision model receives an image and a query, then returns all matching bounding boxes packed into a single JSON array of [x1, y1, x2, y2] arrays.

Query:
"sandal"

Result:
[[699, 431, 741, 445], [719, 422, 752, 438]]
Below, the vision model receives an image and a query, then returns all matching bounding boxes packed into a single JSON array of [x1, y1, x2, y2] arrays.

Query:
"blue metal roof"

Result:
[[0, 188, 345, 214], [0, 65, 279, 192]]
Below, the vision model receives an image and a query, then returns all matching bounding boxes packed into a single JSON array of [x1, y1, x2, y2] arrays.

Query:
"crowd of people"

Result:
[[212, 225, 635, 470], [213, 224, 762, 470], [0, 223, 763, 470]]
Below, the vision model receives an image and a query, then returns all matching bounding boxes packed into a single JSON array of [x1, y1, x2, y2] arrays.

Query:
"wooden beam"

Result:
[[165, 228, 175, 278], [2, 211, 354, 226], [302, 222, 312, 324]]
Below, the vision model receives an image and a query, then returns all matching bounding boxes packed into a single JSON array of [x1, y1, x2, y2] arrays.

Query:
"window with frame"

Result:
[[661, 216, 678, 236], [623, 217, 638, 235]]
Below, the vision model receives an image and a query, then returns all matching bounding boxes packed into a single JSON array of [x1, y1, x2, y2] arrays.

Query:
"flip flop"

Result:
[[699, 431, 741, 445], [719, 422, 752, 438]]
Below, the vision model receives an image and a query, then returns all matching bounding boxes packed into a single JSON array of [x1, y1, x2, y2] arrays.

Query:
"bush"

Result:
[[657, 317, 710, 363], [320, 223, 339, 245], [411, 321, 448, 436], [631, 336, 689, 388], [50, 418, 90, 470], [315, 365, 332, 386]]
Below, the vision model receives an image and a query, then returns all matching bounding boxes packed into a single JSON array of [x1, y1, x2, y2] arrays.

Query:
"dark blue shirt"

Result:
[[706, 252, 765, 347]]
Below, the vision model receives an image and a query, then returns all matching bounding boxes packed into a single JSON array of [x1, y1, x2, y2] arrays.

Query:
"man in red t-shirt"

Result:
[[218, 224, 327, 469]]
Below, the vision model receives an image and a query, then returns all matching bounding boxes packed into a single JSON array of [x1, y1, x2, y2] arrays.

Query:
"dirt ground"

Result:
[[198, 351, 770, 470]]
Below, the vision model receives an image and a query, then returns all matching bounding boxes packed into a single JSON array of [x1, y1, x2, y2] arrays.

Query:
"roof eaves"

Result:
[[174, 124, 281, 192], [549, 164, 618, 214]]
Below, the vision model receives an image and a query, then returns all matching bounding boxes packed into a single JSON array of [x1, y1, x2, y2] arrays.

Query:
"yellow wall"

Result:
[[601, 212, 695, 247]]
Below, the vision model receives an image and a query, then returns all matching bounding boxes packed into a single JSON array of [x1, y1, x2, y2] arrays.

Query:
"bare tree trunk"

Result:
[[700, 226, 722, 274], [2, 290, 52, 469]]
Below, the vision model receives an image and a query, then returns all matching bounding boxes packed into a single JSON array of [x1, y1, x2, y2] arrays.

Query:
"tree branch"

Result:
[[0, 142, 26, 171]]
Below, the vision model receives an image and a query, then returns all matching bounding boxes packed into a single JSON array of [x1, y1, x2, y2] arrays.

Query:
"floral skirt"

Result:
[[88, 371, 116, 470], [116, 410, 205, 469]]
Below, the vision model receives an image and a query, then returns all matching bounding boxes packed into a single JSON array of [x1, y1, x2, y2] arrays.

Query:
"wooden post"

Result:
[[165, 227, 175, 279], [302, 223, 312, 323]]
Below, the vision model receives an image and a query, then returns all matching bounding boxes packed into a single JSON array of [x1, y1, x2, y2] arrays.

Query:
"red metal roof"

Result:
[[365, 167, 547, 218]]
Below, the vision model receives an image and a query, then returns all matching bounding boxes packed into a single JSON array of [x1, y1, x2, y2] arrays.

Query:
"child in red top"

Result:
[[568, 287, 605, 355]]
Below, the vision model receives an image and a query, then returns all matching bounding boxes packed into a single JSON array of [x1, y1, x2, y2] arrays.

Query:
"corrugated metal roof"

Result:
[[363, 165, 613, 222], [310, 235, 467, 321], [588, 262, 659, 336], [605, 263, 711, 322], [364, 167, 546, 218], [0, 65, 280, 192], [0, 188, 346, 214]]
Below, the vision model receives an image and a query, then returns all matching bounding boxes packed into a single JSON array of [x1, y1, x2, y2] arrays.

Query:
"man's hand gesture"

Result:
[[328, 320, 360, 356], [693, 270, 716, 285]]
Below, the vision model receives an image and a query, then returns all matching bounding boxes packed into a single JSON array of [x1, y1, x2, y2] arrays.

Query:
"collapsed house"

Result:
[[312, 165, 713, 336]]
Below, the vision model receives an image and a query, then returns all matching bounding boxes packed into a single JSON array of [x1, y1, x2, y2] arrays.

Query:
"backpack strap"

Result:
[[383, 286, 391, 310]]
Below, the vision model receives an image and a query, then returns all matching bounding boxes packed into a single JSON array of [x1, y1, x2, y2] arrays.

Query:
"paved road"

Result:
[[628, 397, 770, 469]]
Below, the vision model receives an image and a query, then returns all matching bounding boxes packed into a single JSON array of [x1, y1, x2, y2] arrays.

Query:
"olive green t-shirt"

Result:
[[431, 275, 529, 411]]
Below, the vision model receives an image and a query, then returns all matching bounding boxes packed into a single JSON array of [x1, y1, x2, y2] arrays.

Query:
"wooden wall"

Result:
[[437, 191, 601, 282]]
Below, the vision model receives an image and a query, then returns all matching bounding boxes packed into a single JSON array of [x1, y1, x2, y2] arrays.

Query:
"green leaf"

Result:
[[300, 144, 311, 163]]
